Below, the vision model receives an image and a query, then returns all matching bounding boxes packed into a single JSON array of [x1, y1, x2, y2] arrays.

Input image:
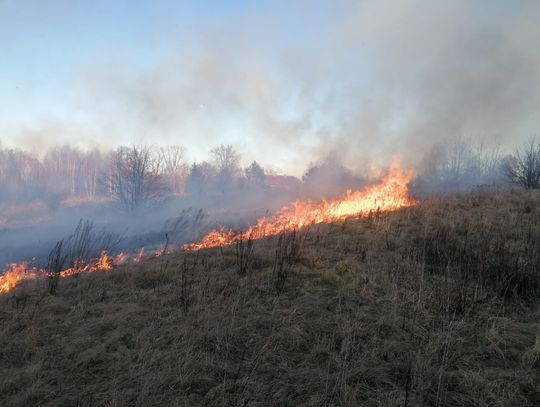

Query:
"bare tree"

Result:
[[503, 138, 540, 189], [0, 144, 109, 205], [210, 144, 240, 194], [107, 146, 163, 210], [0, 147, 42, 203], [79, 149, 104, 198], [43, 146, 81, 196], [211, 144, 240, 172], [159, 145, 187, 194], [417, 139, 503, 193]]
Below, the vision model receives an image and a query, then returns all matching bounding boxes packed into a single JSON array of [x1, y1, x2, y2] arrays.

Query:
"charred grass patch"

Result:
[[0, 189, 539, 406]]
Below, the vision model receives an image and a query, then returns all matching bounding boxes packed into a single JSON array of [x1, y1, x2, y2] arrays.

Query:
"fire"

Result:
[[60, 251, 114, 277], [114, 252, 130, 265], [0, 251, 120, 294], [133, 248, 145, 263], [0, 243, 172, 294], [184, 168, 414, 251], [0, 261, 40, 293], [0, 168, 414, 294]]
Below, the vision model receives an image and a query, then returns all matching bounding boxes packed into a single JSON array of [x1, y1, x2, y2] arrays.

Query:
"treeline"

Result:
[[0, 143, 256, 209], [415, 137, 540, 193], [1, 138, 538, 210], [0, 145, 103, 205], [0, 144, 179, 208], [414, 139, 505, 194], [0, 143, 364, 211]]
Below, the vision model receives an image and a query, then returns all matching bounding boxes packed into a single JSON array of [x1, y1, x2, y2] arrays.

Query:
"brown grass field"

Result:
[[1, 189, 539, 406]]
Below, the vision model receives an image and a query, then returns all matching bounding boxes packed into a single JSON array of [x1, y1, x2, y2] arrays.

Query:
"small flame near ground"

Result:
[[0, 261, 40, 294], [0, 168, 414, 294], [183, 167, 414, 250], [0, 248, 165, 294]]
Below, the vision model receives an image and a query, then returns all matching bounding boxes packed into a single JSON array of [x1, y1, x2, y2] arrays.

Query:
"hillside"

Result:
[[1, 189, 539, 406]]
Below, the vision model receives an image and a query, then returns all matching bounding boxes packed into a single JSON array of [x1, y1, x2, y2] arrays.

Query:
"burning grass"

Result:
[[1, 168, 413, 294], [0, 188, 539, 406], [0, 249, 165, 295], [184, 167, 413, 250]]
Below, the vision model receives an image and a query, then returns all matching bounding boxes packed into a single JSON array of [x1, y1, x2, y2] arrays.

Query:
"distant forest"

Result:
[[0, 138, 537, 212]]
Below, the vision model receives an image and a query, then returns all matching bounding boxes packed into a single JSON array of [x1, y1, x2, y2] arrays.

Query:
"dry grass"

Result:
[[1, 188, 539, 406]]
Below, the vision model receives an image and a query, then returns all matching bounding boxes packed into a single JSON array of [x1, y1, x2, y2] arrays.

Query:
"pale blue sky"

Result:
[[0, 1, 313, 123], [1, 1, 539, 173]]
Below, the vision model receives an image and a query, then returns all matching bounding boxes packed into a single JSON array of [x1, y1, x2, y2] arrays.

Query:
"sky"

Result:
[[1, 0, 540, 174]]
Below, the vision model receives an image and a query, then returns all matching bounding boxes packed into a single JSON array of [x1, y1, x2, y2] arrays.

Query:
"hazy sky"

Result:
[[1, 0, 539, 174]]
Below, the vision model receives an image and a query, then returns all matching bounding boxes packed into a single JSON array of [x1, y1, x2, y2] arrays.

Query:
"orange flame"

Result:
[[0, 168, 414, 294], [0, 251, 118, 294], [184, 168, 414, 251], [133, 248, 145, 263], [0, 235, 174, 294], [114, 252, 130, 265], [0, 261, 40, 293], [60, 251, 114, 277]]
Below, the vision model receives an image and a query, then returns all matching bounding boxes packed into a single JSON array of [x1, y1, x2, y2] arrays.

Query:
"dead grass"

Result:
[[0, 188, 539, 406]]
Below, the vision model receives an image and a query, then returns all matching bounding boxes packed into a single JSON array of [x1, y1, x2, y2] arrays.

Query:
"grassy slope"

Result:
[[1, 189, 539, 406]]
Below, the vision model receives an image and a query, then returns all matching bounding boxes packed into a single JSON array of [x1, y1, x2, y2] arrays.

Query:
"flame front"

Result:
[[59, 251, 114, 278], [0, 251, 115, 293], [0, 261, 40, 293], [184, 168, 414, 251], [0, 245, 172, 294], [0, 168, 414, 294]]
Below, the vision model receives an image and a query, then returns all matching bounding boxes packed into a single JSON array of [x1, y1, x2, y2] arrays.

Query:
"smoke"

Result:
[[3, 1, 539, 280], [0, 139, 384, 269], [72, 31, 316, 173], [3, 1, 540, 174], [332, 0, 540, 168]]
